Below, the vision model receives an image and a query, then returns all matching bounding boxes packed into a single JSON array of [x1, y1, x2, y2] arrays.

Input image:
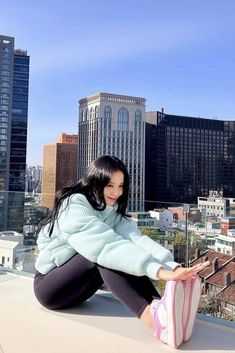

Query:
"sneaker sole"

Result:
[[183, 277, 201, 342], [165, 280, 184, 348]]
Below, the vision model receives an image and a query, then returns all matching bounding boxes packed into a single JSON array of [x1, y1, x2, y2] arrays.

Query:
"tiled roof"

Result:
[[217, 283, 235, 304], [191, 250, 232, 279], [206, 261, 235, 287], [191, 250, 235, 305]]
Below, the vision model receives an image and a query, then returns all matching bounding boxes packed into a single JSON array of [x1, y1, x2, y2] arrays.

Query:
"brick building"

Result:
[[41, 134, 78, 209], [191, 249, 235, 319]]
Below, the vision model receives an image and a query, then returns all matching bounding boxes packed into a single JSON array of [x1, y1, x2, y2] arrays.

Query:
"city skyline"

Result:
[[1, 0, 235, 165]]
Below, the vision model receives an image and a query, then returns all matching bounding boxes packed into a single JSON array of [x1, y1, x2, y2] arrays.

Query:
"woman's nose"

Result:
[[112, 188, 120, 196]]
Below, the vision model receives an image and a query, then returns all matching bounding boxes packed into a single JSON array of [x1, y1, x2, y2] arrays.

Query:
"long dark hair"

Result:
[[40, 155, 130, 236]]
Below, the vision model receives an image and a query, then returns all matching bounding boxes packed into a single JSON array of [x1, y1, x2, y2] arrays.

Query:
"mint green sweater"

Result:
[[35, 194, 179, 279]]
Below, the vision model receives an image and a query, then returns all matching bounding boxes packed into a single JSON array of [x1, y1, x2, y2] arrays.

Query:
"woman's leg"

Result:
[[34, 252, 160, 319], [97, 265, 160, 318], [34, 253, 104, 309]]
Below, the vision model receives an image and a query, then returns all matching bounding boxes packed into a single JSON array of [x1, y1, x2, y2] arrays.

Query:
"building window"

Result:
[[2, 47, 11, 53], [95, 106, 100, 119], [82, 110, 86, 122], [135, 109, 142, 124], [90, 107, 94, 120], [2, 76, 10, 82], [118, 107, 129, 131], [104, 106, 112, 119], [85, 108, 89, 120]]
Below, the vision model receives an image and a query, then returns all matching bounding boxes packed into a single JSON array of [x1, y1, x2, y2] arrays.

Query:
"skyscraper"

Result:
[[0, 35, 30, 231], [145, 111, 227, 208], [25, 165, 42, 193], [78, 92, 145, 211], [223, 121, 235, 197], [41, 134, 78, 209]]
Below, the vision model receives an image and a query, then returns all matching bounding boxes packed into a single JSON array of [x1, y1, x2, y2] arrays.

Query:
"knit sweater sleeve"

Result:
[[57, 195, 163, 279], [114, 216, 179, 271]]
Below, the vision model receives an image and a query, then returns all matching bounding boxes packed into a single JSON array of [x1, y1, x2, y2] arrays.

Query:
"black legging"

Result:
[[33, 253, 160, 318]]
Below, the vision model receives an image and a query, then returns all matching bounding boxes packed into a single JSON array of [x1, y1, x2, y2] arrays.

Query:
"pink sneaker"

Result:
[[182, 276, 201, 342], [151, 280, 184, 348]]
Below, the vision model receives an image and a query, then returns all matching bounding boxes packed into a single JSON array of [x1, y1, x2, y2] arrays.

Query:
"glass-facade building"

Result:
[[78, 92, 145, 211], [223, 121, 235, 197], [145, 111, 231, 208], [0, 35, 29, 231]]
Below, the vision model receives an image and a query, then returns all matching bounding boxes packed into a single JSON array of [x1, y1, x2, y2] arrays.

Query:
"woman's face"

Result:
[[103, 170, 124, 206]]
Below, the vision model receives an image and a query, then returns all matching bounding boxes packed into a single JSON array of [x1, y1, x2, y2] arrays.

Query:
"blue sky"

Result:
[[1, 0, 235, 165]]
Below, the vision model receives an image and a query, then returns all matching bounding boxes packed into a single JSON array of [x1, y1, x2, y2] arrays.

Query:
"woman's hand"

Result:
[[157, 261, 210, 281]]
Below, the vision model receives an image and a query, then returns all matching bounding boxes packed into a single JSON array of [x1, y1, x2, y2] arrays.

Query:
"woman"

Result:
[[34, 155, 209, 348]]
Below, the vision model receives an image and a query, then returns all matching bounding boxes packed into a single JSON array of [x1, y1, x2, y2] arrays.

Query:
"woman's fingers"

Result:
[[192, 260, 210, 272], [176, 261, 210, 280], [158, 261, 210, 281]]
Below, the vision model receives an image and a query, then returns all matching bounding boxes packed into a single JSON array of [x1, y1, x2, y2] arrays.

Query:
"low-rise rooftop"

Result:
[[191, 250, 233, 278], [1, 269, 235, 353]]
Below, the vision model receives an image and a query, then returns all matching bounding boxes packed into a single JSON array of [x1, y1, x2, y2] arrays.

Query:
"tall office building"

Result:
[[41, 134, 78, 209], [78, 92, 145, 211], [0, 35, 30, 231], [25, 165, 42, 193], [145, 111, 225, 208], [223, 121, 235, 197], [57, 133, 78, 144]]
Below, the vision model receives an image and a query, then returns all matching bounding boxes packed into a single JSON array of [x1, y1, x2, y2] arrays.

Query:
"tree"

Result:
[[155, 279, 166, 297], [198, 292, 221, 318], [139, 227, 164, 241], [173, 232, 186, 246]]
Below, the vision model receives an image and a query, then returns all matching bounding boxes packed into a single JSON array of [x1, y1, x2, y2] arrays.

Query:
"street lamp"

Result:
[[183, 203, 190, 267]]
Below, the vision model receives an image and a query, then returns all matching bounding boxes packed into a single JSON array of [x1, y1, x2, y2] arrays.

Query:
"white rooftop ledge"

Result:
[[0, 270, 235, 353]]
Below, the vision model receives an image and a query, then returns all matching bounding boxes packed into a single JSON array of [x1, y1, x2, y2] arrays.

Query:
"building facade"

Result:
[[198, 190, 230, 219], [78, 92, 145, 211], [191, 249, 235, 319], [220, 216, 235, 235], [0, 238, 25, 270], [57, 133, 78, 144], [145, 111, 226, 207], [223, 120, 235, 197], [0, 35, 30, 231], [25, 165, 42, 193], [149, 208, 173, 231], [215, 235, 235, 256], [41, 134, 78, 209], [130, 212, 156, 227]]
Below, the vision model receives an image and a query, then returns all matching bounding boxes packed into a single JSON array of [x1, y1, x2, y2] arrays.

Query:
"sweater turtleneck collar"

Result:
[[99, 202, 118, 220]]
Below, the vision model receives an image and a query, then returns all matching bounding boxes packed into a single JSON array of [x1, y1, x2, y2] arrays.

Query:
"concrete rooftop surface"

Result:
[[1, 270, 235, 353]]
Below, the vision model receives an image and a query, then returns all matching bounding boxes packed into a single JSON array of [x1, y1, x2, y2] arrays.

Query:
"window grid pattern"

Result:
[[78, 99, 145, 212]]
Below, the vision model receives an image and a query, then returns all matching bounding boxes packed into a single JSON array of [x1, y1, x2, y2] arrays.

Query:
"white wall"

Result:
[[149, 209, 173, 230]]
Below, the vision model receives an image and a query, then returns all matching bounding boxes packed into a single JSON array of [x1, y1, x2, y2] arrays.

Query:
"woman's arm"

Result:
[[114, 217, 179, 270]]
